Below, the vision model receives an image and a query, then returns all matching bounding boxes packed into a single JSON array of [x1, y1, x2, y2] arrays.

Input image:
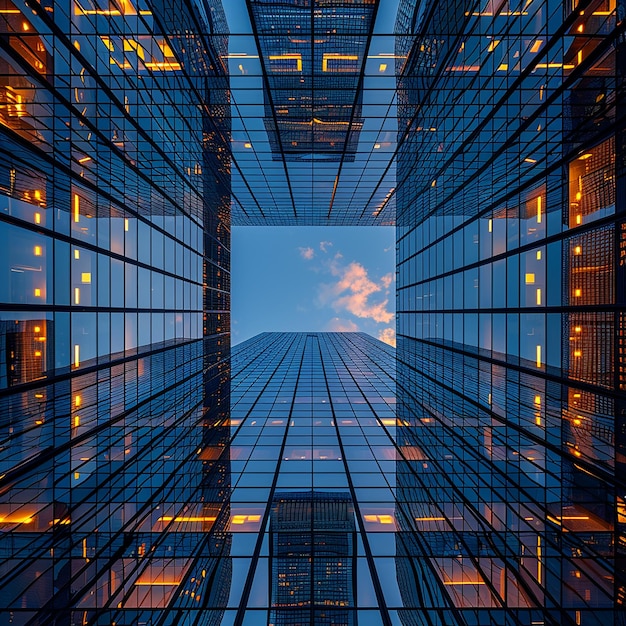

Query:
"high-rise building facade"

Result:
[[1, 0, 625, 623], [224, 332, 398, 625], [248, 0, 376, 162], [0, 0, 231, 623], [396, 0, 625, 623]]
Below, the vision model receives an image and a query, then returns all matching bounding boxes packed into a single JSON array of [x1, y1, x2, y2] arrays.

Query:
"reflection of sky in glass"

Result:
[[221, 0, 401, 225]]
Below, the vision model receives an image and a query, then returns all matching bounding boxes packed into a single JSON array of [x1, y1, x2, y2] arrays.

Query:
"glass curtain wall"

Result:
[[396, 0, 625, 623], [0, 0, 231, 623]]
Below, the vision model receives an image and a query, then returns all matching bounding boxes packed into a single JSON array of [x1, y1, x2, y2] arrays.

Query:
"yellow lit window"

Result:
[[73, 193, 80, 222]]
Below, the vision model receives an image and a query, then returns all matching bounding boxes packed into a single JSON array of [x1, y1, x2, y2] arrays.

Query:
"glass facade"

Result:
[[1, 0, 625, 623], [226, 0, 397, 225], [221, 332, 398, 624], [0, 0, 231, 623], [249, 0, 375, 162], [396, 0, 625, 623]]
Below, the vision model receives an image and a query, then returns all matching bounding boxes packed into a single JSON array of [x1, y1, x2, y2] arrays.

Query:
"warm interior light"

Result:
[[364, 514, 394, 524], [530, 40, 543, 53], [268, 54, 303, 71], [536, 345, 542, 368], [124, 218, 129, 232], [34, 245, 42, 256], [74, 345, 80, 368], [81, 273, 91, 284], [574, 245, 582, 255], [525, 273, 535, 284], [230, 514, 261, 524], [73, 194, 80, 222], [536, 195, 542, 223], [379, 63, 387, 72], [0, 515, 34, 524], [574, 288, 582, 297], [536, 288, 542, 305], [34, 212, 41, 224], [34, 288, 41, 297], [322, 53, 358, 72], [158, 516, 217, 523], [74, 287, 80, 304]]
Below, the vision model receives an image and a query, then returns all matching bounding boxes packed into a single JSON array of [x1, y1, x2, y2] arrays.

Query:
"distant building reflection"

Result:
[[269, 491, 356, 626], [249, 0, 375, 162]]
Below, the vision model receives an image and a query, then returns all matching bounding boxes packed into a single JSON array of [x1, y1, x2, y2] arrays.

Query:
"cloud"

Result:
[[298, 246, 315, 260], [378, 327, 396, 347], [327, 317, 358, 332], [322, 260, 394, 324], [319, 241, 333, 253], [380, 273, 394, 290]]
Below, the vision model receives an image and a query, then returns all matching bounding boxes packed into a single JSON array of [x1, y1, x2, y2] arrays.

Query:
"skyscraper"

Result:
[[226, 332, 397, 625], [0, 0, 231, 622], [1, 0, 625, 623], [248, 0, 376, 161], [395, 0, 625, 623], [269, 491, 356, 625]]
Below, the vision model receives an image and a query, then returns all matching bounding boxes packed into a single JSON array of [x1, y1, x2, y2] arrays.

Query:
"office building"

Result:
[[0, 0, 231, 623], [225, 331, 397, 624], [269, 491, 356, 625], [248, 0, 375, 161], [0, 0, 625, 624], [396, 0, 625, 623]]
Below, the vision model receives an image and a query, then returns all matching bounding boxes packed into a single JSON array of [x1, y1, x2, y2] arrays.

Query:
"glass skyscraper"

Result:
[[249, 0, 375, 161], [396, 0, 625, 623], [0, 0, 231, 623], [1, 0, 625, 624]]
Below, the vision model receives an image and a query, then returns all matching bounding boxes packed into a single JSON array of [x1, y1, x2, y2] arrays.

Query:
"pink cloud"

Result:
[[380, 273, 394, 290], [298, 246, 315, 260], [325, 260, 394, 324], [378, 327, 396, 347], [326, 317, 359, 332], [319, 241, 333, 253]]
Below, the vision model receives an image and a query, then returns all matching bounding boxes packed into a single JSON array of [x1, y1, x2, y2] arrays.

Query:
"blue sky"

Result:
[[231, 227, 396, 346]]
